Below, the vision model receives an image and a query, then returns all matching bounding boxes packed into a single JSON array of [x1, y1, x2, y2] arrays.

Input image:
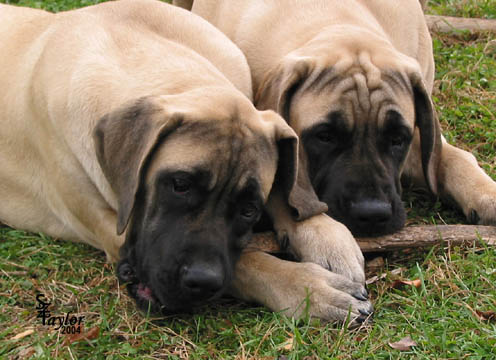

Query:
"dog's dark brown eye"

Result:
[[391, 135, 404, 148], [240, 204, 258, 219], [316, 130, 334, 143], [172, 178, 191, 194]]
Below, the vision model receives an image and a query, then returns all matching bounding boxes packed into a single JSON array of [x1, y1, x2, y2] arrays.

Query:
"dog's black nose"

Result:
[[117, 260, 136, 283], [180, 262, 224, 298], [350, 200, 392, 226]]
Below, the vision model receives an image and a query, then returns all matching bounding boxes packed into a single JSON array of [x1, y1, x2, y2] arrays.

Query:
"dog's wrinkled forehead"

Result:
[[145, 119, 277, 198], [292, 55, 416, 133]]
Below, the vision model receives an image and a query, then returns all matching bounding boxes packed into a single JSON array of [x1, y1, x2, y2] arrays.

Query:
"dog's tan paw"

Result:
[[284, 214, 365, 284], [273, 262, 373, 324], [467, 192, 496, 226]]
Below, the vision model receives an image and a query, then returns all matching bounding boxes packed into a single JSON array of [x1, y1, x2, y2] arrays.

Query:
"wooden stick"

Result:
[[426, 15, 496, 33], [248, 225, 496, 254], [357, 225, 496, 253]]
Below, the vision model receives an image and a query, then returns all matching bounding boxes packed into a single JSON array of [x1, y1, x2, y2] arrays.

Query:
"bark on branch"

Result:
[[248, 225, 496, 254], [357, 225, 496, 252], [426, 15, 496, 33]]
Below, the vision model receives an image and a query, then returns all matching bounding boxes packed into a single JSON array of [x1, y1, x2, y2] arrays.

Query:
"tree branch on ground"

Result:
[[426, 15, 496, 33], [248, 225, 496, 254]]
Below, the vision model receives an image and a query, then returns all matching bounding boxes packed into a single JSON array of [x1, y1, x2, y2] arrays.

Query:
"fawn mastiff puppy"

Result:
[[0, 0, 371, 323], [178, 0, 496, 236]]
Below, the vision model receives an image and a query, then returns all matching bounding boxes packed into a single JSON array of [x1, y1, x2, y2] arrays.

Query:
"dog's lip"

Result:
[[131, 277, 160, 305], [118, 261, 160, 305], [136, 283, 159, 303], [126, 280, 164, 310], [120, 261, 221, 312]]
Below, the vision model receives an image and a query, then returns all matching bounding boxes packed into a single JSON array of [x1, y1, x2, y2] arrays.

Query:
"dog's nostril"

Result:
[[117, 262, 135, 283], [350, 200, 392, 225], [181, 264, 223, 296]]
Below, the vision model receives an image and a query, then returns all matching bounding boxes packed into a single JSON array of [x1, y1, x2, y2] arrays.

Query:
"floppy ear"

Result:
[[255, 57, 312, 120], [410, 72, 442, 195], [257, 58, 327, 220], [265, 111, 328, 220], [93, 96, 182, 235]]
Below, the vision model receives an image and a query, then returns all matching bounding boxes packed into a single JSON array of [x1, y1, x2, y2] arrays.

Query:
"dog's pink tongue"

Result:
[[137, 284, 154, 302]]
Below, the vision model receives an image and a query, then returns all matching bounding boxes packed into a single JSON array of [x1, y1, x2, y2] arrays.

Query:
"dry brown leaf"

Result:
[[63, 324, 85, 345], [282, 337, 294, 351], [389, 336, 417, 351], [391, 279, 422, 289], [278, 334, 294, 351], [366, 256, 384, 271], [17, 346, 36, 359], [63, 325, 100, 346], [484, 40, 496, 55], [475, 310, 496, 322], [303, 356, 320, 360], [354, 335, 366, 342], [366, 268, 404, 285], [10, 328, 34, 341]]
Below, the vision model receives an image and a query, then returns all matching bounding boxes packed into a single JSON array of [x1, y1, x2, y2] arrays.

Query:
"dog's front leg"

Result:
[[84, 206, 124, 263], [405, 134, 496, 225], [229, 247, 372, 324], [265, 191, 365, 284], [437, 141, 496, 225]]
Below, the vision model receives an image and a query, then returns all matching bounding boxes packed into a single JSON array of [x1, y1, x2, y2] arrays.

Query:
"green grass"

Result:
[[429, 0, 496, 19], [1, 0, 495, 359], [2, 0, 109, 11]]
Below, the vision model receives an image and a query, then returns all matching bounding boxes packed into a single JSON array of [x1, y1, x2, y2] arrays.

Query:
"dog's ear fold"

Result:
[[93, 97, 182, 235], [410, 72, 442, 195], [256, 58, 327, 219], [264, 111, 328, 220], [255, 57, 311, 120]]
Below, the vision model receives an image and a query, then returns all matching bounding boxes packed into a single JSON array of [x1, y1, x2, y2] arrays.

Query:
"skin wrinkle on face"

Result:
[[295, 53, 394, 133], [345, 55, 392, 130], [209, 117, 244, 210], [295, 58, 416, 236], [353, 72, 371, 115]]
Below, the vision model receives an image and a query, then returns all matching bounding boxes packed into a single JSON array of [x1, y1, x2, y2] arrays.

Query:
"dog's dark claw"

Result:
[[352, 308, 373, 325], [359, 308, 372, 316], [362, 287, 369, 299], [355, 315, 366, 324], [353, 287, 369, 301], [353, 292, 368, 301]]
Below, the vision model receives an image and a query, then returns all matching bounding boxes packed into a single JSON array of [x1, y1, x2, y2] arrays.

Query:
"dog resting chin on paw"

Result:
[[1, 0, 354, 319]]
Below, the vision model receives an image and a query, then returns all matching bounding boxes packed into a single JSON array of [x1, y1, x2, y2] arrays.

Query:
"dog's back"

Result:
[[0, 0, 253, 248], [190, 0, 433, 91], [0, 3, 50, 29], [76, 0, 252, 97]]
